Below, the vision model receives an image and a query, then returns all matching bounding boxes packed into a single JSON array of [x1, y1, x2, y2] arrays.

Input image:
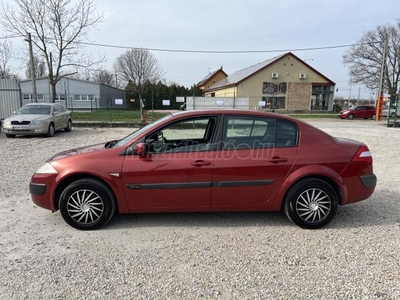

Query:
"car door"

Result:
[[57, 105, 69, 128], [211, 116, 298, 207], [122, 116, 219, 210], [356, 106, 366, 118], [52, 105, 63, 129]]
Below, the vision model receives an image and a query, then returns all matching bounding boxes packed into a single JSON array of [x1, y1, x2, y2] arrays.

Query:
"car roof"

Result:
[[25, 103, 54, 105], [171, 109, 297, 121]]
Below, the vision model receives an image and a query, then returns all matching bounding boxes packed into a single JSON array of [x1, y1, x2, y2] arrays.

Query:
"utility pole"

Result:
[[376, 37, 388, 121], [26, 32, 37, 103]]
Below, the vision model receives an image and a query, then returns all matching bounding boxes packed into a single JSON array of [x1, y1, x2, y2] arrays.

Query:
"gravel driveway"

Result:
[[0, 120, 399, 299]]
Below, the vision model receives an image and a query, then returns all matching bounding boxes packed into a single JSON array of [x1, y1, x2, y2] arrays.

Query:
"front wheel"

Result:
[[5, 134, 15, 138], [283, 178, 338, 229], [59, 178, 116, 230], [46, 123, 55, 137], [370, 114, 376, 120], [347, 114, 354, 120], [65, 120, 72, 132]]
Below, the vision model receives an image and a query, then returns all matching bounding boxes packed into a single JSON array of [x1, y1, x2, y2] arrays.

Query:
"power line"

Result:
[[1, 34, 378, 53], [0, 34, 24, 40], [78, 41, 374, 54]]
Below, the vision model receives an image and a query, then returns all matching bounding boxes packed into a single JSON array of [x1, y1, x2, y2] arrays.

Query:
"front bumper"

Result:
[[3, 123, 48, 135], [30, 182, 46, 195], [30, 173, 58, 211]]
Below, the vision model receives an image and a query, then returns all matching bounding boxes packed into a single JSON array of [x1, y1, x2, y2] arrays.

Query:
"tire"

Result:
[[283, 178, 338, 229], [65, 120, 72, 132], [371, 114, 376, 120], [5, 134, 15, 138], [59, 178, 116, 230], [347, 114, 354, 120], [46, 123, 55, 137], [390, 112, 396, 118]]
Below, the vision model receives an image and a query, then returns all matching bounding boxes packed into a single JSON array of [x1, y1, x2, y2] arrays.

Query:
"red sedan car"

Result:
[[338, 105, 376, 120], [30, 110, 376, 230]]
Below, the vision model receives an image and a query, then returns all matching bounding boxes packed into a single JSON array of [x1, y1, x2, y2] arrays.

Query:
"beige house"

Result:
[[204, 52, 336, 112], [197, 66, 228, 91]]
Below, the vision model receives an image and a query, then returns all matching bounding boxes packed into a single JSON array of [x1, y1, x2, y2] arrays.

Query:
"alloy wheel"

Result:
[[66, 189, 104, 225], [295, 188, 331, 223]]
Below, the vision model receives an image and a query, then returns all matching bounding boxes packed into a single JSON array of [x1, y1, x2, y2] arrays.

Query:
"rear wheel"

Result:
[[347, 114, 354, 120], [371, 114, 376, 120], [284, 178, 338, 229], [59, 178, 116, 230], [46, 123, 55, 137]]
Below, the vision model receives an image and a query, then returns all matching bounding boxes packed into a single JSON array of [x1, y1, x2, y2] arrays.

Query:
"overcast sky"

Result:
[[2, 0, 400, 99]]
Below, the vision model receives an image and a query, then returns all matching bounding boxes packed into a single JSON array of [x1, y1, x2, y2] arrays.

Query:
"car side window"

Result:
[[58, 105, 67, 113], [275, 120, 298, 147], [145, 117, 217, 153], [223, 117, 275, 150]]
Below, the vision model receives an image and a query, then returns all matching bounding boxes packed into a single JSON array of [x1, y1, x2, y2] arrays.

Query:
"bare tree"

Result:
[[343, 20, 400, 95], [1, 0, 104, 102], [0, 38, 12, 78], [114, 48, 164, 121], [25, 55, 46, 79], [93, 69, 116, 87]]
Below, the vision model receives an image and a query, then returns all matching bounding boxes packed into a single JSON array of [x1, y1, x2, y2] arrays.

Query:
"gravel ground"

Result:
[[0, 120, 399, 300]]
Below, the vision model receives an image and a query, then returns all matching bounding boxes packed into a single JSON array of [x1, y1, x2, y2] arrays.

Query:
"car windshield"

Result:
[[113, 114, 173, 147], [348, 106, 357, 110], [17, 105, 51, 115]]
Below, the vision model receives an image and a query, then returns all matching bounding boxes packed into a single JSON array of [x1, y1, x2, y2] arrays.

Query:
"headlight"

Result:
[[3, 120, 11, 126], [35, 163, 58, 174], [31, 120, 45, 125]]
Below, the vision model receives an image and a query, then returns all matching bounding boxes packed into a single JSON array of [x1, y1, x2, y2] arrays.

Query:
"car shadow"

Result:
[[105, 189, 399, 230]]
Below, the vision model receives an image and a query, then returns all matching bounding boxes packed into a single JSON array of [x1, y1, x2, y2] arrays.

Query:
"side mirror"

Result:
[[134, 143, 147, 156]]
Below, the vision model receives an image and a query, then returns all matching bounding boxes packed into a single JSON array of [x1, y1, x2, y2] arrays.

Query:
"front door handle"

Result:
[[267, 157, 288, 163], [191, 160, 212, 167]]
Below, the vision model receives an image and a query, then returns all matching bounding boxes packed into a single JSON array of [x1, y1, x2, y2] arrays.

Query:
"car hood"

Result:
[[48, 143, 106, 162], [6, 114, 50, 122]]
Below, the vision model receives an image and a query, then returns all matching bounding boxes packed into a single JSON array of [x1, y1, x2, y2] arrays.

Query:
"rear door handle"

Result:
[[267, 157, 288, 163], [191, 160, 212, 167]]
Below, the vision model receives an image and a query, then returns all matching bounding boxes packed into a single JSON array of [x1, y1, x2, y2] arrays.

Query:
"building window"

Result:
[[311, 85, 334, 111], [23, 94, 31, 101], [37, 94, 44, 102], [262, 96, 286, 109], [57, 94, 66, 101], [262, 82, 287, 109], [74, 94, 95, 101]]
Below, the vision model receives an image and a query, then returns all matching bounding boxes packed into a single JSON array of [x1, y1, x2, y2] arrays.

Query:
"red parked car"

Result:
[[338, 105, 376, 120], [30, 110, 376, 230]]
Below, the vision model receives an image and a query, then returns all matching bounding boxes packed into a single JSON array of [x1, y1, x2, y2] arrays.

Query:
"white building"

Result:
[[20, 77, 126, 110]]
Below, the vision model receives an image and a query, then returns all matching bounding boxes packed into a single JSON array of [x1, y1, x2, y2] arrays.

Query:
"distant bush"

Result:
[[333, 104, 343, 112]]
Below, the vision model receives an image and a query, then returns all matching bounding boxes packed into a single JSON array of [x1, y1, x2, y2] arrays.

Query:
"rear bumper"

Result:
[[360, 174, 377, 189]]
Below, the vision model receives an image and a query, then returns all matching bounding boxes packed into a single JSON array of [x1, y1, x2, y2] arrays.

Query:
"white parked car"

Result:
[[2, 103, 72, 138], [382, 105, 400, 118]]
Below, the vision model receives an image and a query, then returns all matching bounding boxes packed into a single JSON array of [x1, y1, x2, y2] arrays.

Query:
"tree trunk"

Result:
[[139, 93, 144, 123], [50, 82, 56, 103]]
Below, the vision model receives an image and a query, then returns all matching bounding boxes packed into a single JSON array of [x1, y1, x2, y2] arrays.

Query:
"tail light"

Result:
[[352, 145, 373, 163]]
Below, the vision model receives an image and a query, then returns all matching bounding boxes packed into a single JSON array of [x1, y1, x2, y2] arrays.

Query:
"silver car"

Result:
[[2, 103, 72, 138], [382, 105, 400, 118]]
